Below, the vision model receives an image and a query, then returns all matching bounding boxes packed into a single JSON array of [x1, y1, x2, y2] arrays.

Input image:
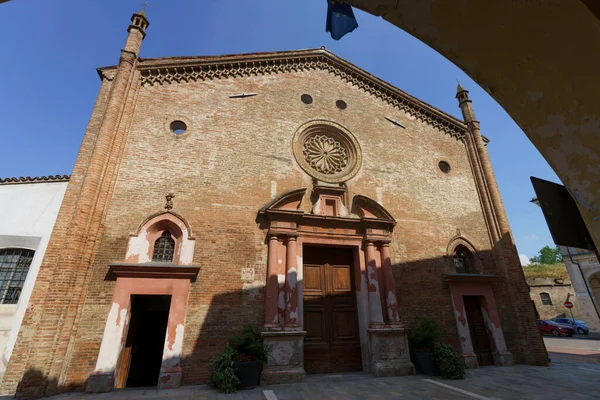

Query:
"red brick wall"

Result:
[[2, 61, 547, 395]]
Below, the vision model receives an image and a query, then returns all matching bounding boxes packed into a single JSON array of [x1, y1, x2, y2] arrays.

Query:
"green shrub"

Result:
[[408, 317, 442, 351], [228, 324, 267, 364], [208, 345, 240, 393], [434, 342, 465, 379]]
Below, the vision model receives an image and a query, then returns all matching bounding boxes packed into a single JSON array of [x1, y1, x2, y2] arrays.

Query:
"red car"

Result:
[[537, 319, 575, 337]]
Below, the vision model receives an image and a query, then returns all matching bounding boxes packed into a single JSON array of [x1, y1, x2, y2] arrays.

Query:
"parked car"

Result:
[[553, 318, 589, 335], [537, 319, 575, 337]]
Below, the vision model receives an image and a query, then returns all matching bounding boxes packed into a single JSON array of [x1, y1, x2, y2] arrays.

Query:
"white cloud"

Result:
[[523, 233, 540, 242], [519, 254, 531, 266]]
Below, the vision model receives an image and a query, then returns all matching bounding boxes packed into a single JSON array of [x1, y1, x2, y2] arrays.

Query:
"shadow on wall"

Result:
[[13, 369, 58, 400], [10, 236, 545, 398]]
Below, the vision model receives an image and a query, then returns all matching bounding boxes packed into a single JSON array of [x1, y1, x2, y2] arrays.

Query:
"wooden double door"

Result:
[[303, 246, 362, 374], [463, 296, 494, 366]]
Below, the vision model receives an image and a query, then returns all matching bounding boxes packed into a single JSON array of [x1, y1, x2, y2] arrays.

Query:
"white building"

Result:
[[0, 175, 68, 374], [530, 197, 600, 337], [560, 246, 600, 337]]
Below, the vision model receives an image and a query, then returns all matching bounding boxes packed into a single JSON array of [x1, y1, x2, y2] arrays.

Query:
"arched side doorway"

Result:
[[445, 237, 512, 368], [87, 212, 199, 393], [257, 186, 414, 384]]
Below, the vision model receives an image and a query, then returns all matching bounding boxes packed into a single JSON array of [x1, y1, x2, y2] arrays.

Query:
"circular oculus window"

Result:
[[301, 94, 313, 104], [292, 120, 361, 183], [439, 160, 451, 174], [170, 120, 187, 135], [335, 100, 347, 110]]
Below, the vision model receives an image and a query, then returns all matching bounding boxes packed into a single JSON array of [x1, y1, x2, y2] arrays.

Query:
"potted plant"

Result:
[[434, 342, 465, 379], [408, 317, 442, 375], [207, 345, 239, 393], [228, 324, 267, 390]]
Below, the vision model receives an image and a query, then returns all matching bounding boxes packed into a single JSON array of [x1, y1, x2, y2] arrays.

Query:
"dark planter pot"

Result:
[[233, 360, 263, 390], [411, 350, 439, 375]]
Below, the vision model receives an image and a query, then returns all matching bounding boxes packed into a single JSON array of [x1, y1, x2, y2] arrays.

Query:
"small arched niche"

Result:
[[447, 237, 481, 274], [125, 212, 195, 265]]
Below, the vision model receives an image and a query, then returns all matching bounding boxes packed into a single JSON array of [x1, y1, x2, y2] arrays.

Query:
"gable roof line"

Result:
[[0, 175, 70, 185], [99, 48, 467, 139]]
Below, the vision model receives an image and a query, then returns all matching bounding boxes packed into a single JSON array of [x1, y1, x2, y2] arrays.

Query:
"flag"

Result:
[[326, 0, 358, 40]]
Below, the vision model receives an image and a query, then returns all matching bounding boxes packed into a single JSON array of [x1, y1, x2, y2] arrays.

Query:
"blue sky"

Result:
[[0, 0, 560, 260]]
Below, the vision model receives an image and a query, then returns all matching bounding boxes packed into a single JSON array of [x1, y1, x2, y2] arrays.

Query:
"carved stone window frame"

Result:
[[292, 120, 362, 183]]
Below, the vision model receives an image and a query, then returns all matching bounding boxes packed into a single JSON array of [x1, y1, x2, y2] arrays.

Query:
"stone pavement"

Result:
[[30, 358, 600, 400], [544, 336, 600, 365]]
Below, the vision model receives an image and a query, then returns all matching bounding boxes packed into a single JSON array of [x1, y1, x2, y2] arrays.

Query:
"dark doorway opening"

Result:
[[303, 245, 362, 374], [119, 295, 171, 388], [463, 296, 494, 366]]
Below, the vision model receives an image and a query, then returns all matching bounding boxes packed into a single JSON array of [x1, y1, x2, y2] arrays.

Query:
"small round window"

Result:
[[301, 94, 313, 105], [336, 100, 347, 110], [438, 161, 451, 174], [170, 120, 187, 135]]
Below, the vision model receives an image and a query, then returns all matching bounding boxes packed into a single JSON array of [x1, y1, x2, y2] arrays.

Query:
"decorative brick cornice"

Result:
[[0, 174, 70, 185], [96, 68, 116, 81], [127, 49, 467, 140]]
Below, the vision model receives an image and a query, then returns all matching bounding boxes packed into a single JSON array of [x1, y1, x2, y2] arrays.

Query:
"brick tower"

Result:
[[0, 10, 149, 398], [455, 84, 548, 365]]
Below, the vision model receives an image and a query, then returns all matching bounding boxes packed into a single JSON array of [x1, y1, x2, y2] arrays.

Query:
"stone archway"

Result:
[[87, 212, 199, 393], [589, 271, 600, 311], [345, 0, 600, 256]]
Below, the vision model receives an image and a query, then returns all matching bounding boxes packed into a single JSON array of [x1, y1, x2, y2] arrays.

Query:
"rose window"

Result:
[[293, 121, 362, 183], [303, 135, 349, 175]]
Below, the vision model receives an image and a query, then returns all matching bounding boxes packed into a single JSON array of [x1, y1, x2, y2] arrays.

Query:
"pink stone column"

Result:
[[284, 235, 299, 329], [480, 294, 513, 366], [158, 280, 190, 389], [380, 243, 400, 324], [264, 235, 280, 329], [365, 240, 385, 326], [449, 287, 478, 368]]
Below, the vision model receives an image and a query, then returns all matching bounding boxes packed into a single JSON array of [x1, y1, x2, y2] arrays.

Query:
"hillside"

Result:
[[522, 263, 569, 280]]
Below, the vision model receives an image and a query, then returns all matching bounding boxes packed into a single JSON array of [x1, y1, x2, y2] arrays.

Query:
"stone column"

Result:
[[480, 294, 513, 366], [265, 235, 280, 330], [284, 235, 299, 329], [365, 240, 385, 327], [261, 235, 306, 384], [449, 290, 478, 368], [87, 284, 131, 393], [158, 280, 191, 389], [380, 242, 400, 324], [365, 240, 414, 377]]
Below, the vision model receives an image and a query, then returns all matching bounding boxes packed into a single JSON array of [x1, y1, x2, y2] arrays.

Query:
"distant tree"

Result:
[[530, 245, 563, 264]]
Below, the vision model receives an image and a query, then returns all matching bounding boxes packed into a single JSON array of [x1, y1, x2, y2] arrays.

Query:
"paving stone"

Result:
[[40, 361, 600, 400]]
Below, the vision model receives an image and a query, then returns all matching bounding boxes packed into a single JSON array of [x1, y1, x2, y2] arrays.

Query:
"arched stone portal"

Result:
[[589, 271, 600, 313], [258, 186, 414, 384], [345, 0, 600, 254]]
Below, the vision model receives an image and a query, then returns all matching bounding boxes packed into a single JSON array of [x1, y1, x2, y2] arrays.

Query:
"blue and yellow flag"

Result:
[[326, 0, 358, 40]]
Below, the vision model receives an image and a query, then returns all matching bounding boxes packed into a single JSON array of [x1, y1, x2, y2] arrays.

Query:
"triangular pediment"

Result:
[[98, 48, 467, 140]]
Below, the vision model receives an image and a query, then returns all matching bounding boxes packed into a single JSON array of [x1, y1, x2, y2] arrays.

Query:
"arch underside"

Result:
[[346, 0, 600, 255]]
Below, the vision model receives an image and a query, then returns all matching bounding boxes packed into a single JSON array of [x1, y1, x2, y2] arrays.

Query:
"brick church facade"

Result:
[[1, 10, 547, 398]]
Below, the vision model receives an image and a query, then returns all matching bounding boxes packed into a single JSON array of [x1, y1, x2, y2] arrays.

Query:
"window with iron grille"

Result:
[[540, 292, 553, 306], [152, 231, 175, 262], [0, 248, 34, 304]]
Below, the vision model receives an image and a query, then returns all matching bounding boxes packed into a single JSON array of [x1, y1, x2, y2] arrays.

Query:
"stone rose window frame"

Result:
[[292, 120, 362, 183]]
